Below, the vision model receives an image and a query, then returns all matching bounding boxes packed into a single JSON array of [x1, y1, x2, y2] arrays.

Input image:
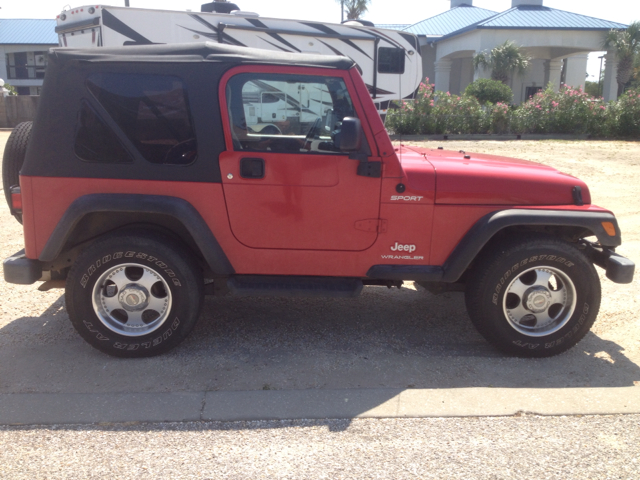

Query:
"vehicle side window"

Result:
[[83, 73, 197, 165], [74, 100, 133, 164], [378, 47, 405, 74], [226, 73, 359, 154]]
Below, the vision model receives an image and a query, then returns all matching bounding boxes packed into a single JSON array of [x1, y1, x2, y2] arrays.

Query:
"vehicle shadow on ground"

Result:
[[0, 286, 638, 427]]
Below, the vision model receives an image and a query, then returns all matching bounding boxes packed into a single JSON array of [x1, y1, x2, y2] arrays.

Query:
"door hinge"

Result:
[[350, 152, 382, 178], [357, 161, 382, 178], [354, 219, 388, 233]]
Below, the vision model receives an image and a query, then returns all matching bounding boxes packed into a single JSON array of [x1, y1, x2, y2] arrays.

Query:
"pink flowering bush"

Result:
[[488, 102, 511, 134], [430, 91, 488, 134], [386, 79, 639, 137], [386, 78, 489, 134], [511, 85, 606, 135], [385, 79, 436, 134]]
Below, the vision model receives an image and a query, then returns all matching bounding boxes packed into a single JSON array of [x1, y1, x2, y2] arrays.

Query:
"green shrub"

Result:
[[584, 80, 601, 98], [607, 89, 640, 137], [464, 79, 513, 105]]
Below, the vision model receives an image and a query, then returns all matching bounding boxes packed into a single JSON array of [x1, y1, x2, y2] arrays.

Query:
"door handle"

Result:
[[240, 157, 265, 179]]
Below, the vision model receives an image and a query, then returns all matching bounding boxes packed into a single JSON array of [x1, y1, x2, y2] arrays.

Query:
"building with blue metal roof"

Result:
[[403, 0, 627, 103], [0, 19, 57, 95], [405, 4, 497, 38]]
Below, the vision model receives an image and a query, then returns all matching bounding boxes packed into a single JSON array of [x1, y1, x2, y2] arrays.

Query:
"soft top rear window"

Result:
[[83, 73, 197, 165]]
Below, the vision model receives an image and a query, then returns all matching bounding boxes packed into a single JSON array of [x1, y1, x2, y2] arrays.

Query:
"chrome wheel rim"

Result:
[[92, 263, 172, 337], [502, 266, 576, 337]]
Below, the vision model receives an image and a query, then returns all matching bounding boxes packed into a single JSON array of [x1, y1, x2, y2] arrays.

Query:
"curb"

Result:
[[1, 387, 639, 425]]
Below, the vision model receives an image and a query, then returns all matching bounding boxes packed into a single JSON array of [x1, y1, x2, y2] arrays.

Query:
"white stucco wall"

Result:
[[428, 27, 614, 102], [510, 58, 546, 103], [420, 44, 437, 84], [564, 54, 589, 90]]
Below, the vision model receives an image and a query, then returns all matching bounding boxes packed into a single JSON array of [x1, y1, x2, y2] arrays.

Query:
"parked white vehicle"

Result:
[[55, 3, 422, 112]]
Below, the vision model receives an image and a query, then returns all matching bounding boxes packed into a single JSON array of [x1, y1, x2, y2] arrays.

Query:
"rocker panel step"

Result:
[[227, 275, 363, 298]]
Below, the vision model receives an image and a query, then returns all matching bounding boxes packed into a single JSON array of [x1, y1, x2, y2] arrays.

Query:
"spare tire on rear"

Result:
[[2, 121, 32, 224]]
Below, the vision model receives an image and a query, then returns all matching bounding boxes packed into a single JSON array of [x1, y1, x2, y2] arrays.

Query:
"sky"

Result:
[[1, 0, 639, 80]]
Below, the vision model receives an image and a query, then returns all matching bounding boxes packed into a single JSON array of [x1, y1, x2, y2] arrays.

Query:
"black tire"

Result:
[[2, 121, 32, 224], [66, 231, 204, 358], [465, 234, 601, 357]]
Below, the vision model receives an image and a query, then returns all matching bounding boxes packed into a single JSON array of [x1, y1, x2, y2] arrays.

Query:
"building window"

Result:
[[378, 47, 405, 74], [5, 51, 48, 80]]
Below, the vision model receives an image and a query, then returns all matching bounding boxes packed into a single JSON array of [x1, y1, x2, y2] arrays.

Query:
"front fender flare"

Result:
[[442, 208, 621, 282]]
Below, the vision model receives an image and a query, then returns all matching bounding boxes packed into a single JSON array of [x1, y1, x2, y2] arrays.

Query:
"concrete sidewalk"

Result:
[[1, 386, 638, 425]]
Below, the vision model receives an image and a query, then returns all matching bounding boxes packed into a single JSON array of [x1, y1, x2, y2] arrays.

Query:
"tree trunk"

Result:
[[491, 71, 509, 84], [616, 55, 634, 93]]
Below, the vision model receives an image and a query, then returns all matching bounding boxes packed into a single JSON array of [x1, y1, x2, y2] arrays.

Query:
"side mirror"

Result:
[[338, 117, 362, 152]]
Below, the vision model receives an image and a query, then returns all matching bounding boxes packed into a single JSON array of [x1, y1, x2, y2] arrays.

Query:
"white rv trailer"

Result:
[[55, 4, 422, 112]]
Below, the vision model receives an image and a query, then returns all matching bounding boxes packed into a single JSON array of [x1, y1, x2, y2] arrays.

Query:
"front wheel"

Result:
[[465, 234, 601, 357], [66, 232, 203, 358]]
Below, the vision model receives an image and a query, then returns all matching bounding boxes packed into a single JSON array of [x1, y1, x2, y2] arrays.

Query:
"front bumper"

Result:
[[3, 250, 42, 285], [583, 242, 635, 284]]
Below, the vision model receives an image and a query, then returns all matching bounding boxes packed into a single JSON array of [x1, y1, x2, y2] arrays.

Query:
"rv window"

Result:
[[378, 47, 405, 74], [226, 73, 362, 155], [85, 73, 198, 165], [74, 100, 133, 164]]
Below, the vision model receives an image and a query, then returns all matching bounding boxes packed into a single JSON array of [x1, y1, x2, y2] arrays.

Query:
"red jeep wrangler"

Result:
[[2, 43, 634, 358]]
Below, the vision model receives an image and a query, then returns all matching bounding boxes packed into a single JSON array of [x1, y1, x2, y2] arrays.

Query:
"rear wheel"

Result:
[[66, 232, 203, 357], [2, 121, 32, 223], [465, 234, 601, 357]]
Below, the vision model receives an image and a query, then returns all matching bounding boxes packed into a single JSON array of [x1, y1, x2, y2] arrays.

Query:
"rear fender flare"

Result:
[[39, 194, 234, 275]]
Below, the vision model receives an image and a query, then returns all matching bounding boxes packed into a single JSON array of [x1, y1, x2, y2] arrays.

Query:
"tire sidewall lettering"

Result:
[[79, 250, 183, 289], [106, 317, 181, 352], [543, 302, 589, 349]]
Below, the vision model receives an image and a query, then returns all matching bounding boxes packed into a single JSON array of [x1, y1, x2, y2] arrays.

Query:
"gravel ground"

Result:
[[1, 135, 640, 477], [1, 415, 639, 479]]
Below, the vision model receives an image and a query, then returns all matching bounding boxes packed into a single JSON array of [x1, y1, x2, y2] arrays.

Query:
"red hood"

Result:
[[399, 146, 590, 206]]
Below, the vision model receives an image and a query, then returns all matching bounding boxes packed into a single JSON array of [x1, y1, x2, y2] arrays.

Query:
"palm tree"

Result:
[[473, 41, 531, 85], [603, 21, 640, 96], [336, 0, 371, 21]]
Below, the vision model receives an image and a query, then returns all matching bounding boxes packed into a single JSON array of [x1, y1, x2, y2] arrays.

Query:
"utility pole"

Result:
[[341, 0, 344, 23], [125, 0, 130, 6]]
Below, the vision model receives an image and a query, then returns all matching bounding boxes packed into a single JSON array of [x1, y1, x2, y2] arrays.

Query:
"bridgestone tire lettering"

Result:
[[79, 250, 184, 289]]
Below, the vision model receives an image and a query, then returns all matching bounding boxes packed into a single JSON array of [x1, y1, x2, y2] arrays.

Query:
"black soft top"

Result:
[[50, 42, 355, 70]]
